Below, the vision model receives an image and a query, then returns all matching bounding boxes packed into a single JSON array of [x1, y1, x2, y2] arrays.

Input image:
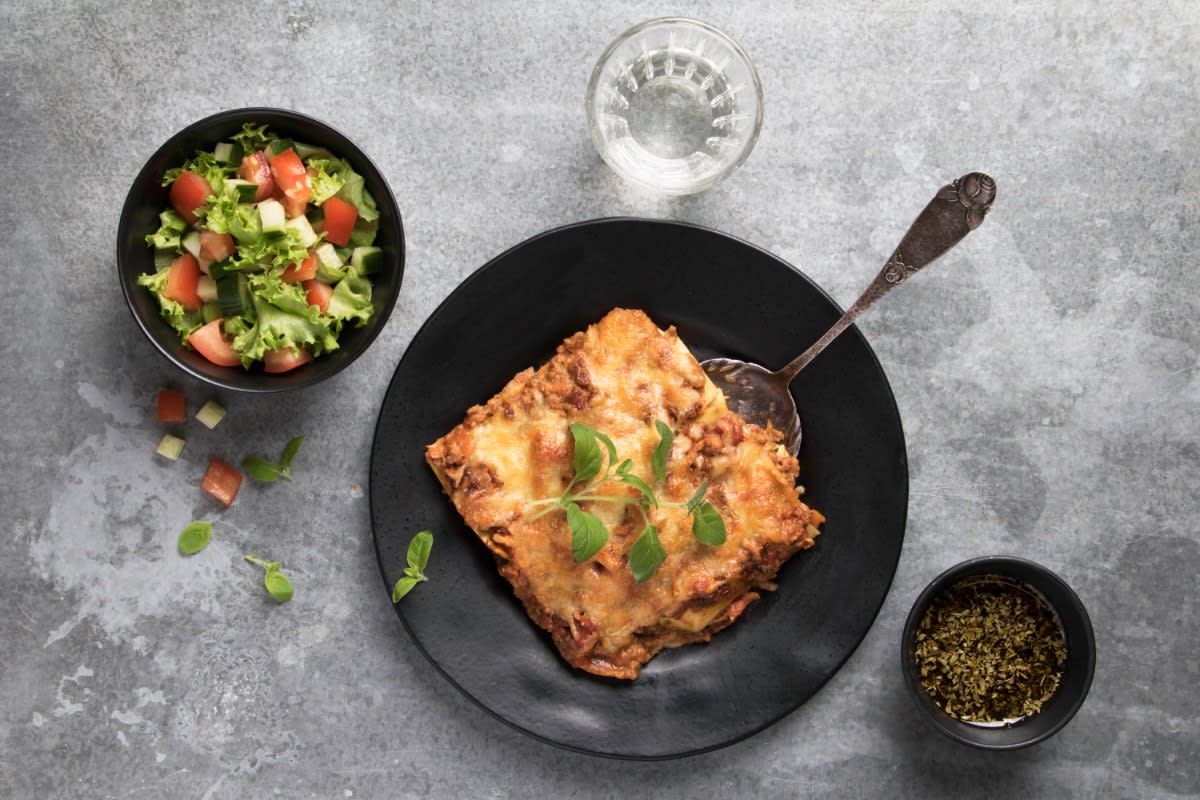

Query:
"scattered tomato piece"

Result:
[[302, 280, 332, 314], [263, 347, 313, 374], [188, 319, 242, 367], [156, 389, 186, 423], [169, 170, 213, 224], [321, 196, 358, 247], [201, 458, 243, 507], [162, 254, 203, 311]]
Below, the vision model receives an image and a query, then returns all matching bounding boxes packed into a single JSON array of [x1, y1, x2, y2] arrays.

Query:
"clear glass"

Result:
[[587, 17, 764, 195]]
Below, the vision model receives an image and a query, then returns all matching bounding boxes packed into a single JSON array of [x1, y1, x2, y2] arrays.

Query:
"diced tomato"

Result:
[[199, 231, 235, 262], [156, 389, 186, 423], [321, 196, 357, 247], [169, 171, 212, 224], [238, 151, 275, 201], [201, 458, 243, 507], [281, 253, 318, 283], [187, 319, 242, 367], [303, 279, 332, 313], [162, 253, 202, 311], [270, 149, 311, 218], [263, 347, 313, 374]]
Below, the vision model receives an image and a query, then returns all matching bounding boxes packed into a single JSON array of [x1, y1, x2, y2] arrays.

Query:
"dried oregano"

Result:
[[913, 576, 1067, 724]]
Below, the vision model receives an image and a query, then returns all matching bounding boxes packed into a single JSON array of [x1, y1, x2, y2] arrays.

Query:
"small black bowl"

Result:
[[901, 555, 1096, 750], [117, 107, 405, 392]]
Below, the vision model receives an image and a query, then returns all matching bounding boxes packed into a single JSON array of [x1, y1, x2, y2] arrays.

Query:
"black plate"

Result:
[[369, 219, 908, 759]]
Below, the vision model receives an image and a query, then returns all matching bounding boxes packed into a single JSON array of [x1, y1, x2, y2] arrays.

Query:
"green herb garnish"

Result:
[[531, 421, 726, 583], [913, 576, 1067, 723], [391, 530, 433, 602], [177, 521, 213, 555], [242, 436, 304, 482], [244, 554, 294, 603]]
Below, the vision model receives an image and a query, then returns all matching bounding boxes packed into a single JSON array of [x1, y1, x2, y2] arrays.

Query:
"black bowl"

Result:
[[901, 555, 1096, 750], [117, 107, 405, 392]]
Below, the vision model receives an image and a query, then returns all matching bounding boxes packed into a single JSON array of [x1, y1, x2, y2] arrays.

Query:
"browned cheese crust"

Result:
[[425, 308, 825, 679]]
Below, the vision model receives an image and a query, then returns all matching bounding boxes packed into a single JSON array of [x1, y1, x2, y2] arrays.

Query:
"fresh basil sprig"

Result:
[[242, 436, 304, 482], [532, 421, 728, 583], [245, 554, 294, 602], [391, 530, 433, 602]]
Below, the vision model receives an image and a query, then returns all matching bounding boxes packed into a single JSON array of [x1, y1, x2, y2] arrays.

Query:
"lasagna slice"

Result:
[[426, 308, 824, 680]]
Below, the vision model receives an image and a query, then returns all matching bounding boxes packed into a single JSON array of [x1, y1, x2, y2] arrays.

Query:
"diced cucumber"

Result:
[[156, 434, 185, 461], [182, 231, 202, 259], [257, 199, 286, 233], [201, 302, 222, 324], [224, 178, 258, 203], [267, 138, 294, 157], [216, 275, 243, 317], [285, 215, 319, 249], [213, 141, 244, 165], [315, 242, 342, 269], [197, 275, 218, 303], [195, 400, 226, 430], [350, 246, 384, 275]]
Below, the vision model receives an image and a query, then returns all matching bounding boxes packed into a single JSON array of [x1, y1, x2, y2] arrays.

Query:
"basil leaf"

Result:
[[177, 521, 213, 555], [629, 525, 667, 583], [279, 436, 304, 476], [593, 430, 618, 470], [566, 502, 609, 563], [692, 502, 728, 546], [615, 458, 633, 476], [686, 480, 709, 514], [569, 423, 603, 482], [407, 530, 433, 572], [391, 575, 423, 603], [617, 471, 657, 508], [242, 455, 280, 482], [652, 420, 673, 483], [263, 569, 294, 603]]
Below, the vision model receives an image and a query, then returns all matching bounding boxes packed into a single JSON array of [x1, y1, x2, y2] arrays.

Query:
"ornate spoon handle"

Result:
[[777, 172, 996, 382]]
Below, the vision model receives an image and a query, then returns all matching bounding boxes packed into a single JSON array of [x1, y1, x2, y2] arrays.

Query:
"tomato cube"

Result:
[[201, 458, 243, 507], [156, 389, 186, 423]]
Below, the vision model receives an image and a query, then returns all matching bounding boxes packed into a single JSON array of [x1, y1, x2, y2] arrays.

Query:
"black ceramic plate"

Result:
[[369, 219, 908, 759]]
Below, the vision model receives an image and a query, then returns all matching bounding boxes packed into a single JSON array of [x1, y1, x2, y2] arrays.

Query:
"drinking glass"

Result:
[[586, 17, 764, 195]]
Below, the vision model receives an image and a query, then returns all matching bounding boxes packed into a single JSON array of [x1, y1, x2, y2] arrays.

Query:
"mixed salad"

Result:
[[140, 122, 383, 372]]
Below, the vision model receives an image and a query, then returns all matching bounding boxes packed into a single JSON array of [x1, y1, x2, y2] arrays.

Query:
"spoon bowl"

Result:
[[703, 172, 996, 455]]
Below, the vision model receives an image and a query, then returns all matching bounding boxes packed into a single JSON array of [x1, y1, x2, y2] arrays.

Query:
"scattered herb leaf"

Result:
[[685, 480, 709, 514], [629, 524, 667, 583], [569, 423, 604, 483], [244, 554, 294, 603], [242, 435, 305, 482], [392, 530, 434, 602], [177, 521, 213, 555]]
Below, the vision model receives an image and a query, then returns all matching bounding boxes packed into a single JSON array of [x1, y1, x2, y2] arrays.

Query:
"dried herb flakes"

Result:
[[913, 576, 1067, 724]]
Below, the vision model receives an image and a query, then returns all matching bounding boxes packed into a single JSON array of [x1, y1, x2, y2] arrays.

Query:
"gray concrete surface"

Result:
[[2, 1, 1197, 797]]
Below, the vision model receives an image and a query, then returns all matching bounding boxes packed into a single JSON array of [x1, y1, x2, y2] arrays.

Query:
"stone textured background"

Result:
[[2, 1, 1197, 797]]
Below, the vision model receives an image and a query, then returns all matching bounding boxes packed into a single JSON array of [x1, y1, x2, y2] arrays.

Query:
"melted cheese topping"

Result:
[[426, 308, 824, 680]]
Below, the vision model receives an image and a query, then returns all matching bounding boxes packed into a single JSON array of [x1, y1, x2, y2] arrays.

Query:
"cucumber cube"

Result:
[[257, 199, 286, 233]]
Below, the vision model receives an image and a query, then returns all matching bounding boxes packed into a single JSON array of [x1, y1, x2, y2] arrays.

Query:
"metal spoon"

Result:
[[703, 172, 996, 457]]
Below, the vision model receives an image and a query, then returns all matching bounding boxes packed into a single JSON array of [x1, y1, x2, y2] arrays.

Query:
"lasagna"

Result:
[[426, 308, 824, 679]]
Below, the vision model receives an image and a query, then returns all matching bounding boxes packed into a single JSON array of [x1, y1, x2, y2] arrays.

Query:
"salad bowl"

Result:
[[117, 107, 405, 392]]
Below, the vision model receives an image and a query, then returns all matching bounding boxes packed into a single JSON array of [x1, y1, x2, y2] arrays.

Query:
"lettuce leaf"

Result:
[[232, 123, 272, 153], [161, 149, 229, 192], [307, 158, 346, 206], [325, 269, 374, 326], [228, 227, 310, 272], [145, 209, 187, 250], [229, 275, 340, 365]]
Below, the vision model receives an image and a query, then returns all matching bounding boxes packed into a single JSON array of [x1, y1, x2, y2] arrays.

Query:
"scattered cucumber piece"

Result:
[[195, 400, 226, 430], [156, 434, 185, 461]]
